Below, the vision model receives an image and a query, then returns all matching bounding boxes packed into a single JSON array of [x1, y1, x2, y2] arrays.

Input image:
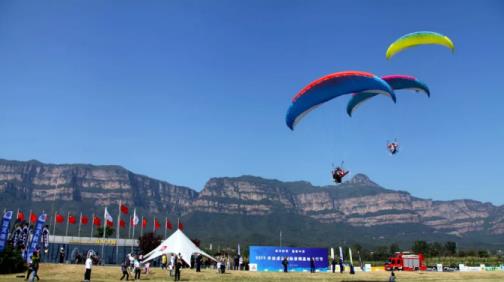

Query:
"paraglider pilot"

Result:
[[387, 141, 399, 155], [332, 167, 349, 183]]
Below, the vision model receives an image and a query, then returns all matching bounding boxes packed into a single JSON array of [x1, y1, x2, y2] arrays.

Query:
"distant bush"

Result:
[[139, 232, 162, 255], [0, 246, 27, 274]]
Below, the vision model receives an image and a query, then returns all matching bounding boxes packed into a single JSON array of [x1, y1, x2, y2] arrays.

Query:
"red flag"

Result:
[[56, 214, 65, 223], [178, 220, 184, 231], [69, 215, 77, 224], [142, 218, 147, 228], [154, 218, 161, 230], [106, 220, 113, 227], [17, 211, 25, 221], [81, 215, 89, 225], [120, 204, 129, 214], [93, 216, 101, 226], [30, 212, 37, 223], [120, 219, 126, 228], [166, 219, 173, 230]]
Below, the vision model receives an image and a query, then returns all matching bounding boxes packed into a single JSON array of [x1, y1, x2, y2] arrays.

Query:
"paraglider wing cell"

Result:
[[286, 71, 395, 130], [381, 75, 430, 96], [346, 75, 430, 116], [386, 31, 455, 59], [346, 91, 381, 117]]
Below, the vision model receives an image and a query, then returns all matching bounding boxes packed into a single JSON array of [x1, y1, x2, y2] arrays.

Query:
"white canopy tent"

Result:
[[142, 229, 216, 266]]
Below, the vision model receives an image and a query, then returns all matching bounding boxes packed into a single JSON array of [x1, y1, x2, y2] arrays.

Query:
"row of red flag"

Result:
[[16, 205, 183, 231]]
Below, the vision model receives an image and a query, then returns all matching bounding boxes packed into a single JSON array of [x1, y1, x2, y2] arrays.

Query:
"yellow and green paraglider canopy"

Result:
[[386, 31, 455, 59]]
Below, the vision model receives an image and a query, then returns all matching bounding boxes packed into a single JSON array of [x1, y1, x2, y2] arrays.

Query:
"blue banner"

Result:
[[0, 211, 14, 252], [25, 213, 46, 261], [249, 246, 328, 272]]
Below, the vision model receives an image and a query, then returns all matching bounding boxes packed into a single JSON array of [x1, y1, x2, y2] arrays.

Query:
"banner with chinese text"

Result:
[[249, 246, 328, 272]]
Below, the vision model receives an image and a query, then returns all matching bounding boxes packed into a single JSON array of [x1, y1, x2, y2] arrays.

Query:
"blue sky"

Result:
[[1, 0, 503, 204]]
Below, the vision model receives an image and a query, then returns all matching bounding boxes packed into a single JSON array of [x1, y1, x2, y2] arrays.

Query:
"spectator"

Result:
[[143, 261, 150, 275], [84, 252, 93, 282], [282, 257, 288, 273], [389, 271, 396, 282], [59, 247, 65, 263], [120, 262, 129, 281], [174, 254, 182, 281], [195, 254, 202, 272], [234, 255, 239, 270], [170, 254, 176, 276], [161, 254, 168, 270], [26, 250, 40, 281], [310, 257, 315, 273], [133, 255, 141, 280]]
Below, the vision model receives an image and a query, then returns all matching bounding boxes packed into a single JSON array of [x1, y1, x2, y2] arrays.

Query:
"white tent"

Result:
[[142, 229, 216, 266]]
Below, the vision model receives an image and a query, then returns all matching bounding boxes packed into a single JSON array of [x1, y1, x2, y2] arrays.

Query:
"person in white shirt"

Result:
[[84, 255, 93, 281], [169, 255, 175, 276], [128, 253, 135, 272], [143, 261, 150, 275], [134, 256, 141, 280]]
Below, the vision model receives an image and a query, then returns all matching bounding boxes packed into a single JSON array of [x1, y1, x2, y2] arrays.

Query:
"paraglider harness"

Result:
[[332, 163, 349, 183], [387, 140, 399, 155]]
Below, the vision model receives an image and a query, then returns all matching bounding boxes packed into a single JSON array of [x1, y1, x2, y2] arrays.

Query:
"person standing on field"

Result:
[[282, 257, 288, 273], [120, 262, 129, 280], [134, 255, 141, 280], [84, 253, 93, 282], [174, 254, 182, 281]]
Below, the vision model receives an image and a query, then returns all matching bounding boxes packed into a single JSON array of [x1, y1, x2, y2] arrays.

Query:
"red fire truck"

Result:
[[384, 252, 427, 271]]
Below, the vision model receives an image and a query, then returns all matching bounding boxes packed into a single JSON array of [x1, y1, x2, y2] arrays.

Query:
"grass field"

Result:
[[2, 264, 504, 282]]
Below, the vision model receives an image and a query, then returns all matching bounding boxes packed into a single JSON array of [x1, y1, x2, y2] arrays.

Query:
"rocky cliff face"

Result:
[[0, 159, 502, 236], [191, 174, 503, 235], [0, 159, 197, 214]]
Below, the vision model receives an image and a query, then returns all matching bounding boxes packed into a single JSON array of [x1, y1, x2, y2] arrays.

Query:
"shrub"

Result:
[[0, 246, 27, 274]]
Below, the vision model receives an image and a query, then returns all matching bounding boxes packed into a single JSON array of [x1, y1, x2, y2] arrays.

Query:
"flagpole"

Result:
[[117, 201, 121, 239], [52, 211, 57, 236], [29, 210, 32, 224], [127, 215, 131, 254], [152, 216, 155, 233], [101, 207, 107, 264], [128, 216, 131, 239], [65, 211, 70, 236], [116, 201, 121, 264], [78, 212, 82, 238], [131, 209, 136, 253], [140, 216, 144, 237], [164, 217, 167, 239], [90, 213, 94, 237], [16, 209, 19, 222]]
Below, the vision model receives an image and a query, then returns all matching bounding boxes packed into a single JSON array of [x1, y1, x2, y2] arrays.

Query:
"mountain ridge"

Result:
[[0, 158, 503, 248], [0, 158, 495, 204]]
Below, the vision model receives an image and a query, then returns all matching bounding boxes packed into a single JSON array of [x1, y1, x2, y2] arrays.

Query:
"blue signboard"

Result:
[[0, 211, 13, 252], [25, 213, 46, 261], [249, 246, 328, 272]]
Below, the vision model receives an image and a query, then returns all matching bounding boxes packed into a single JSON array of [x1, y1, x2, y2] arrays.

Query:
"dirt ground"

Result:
[[2, 263, 504, 281]]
